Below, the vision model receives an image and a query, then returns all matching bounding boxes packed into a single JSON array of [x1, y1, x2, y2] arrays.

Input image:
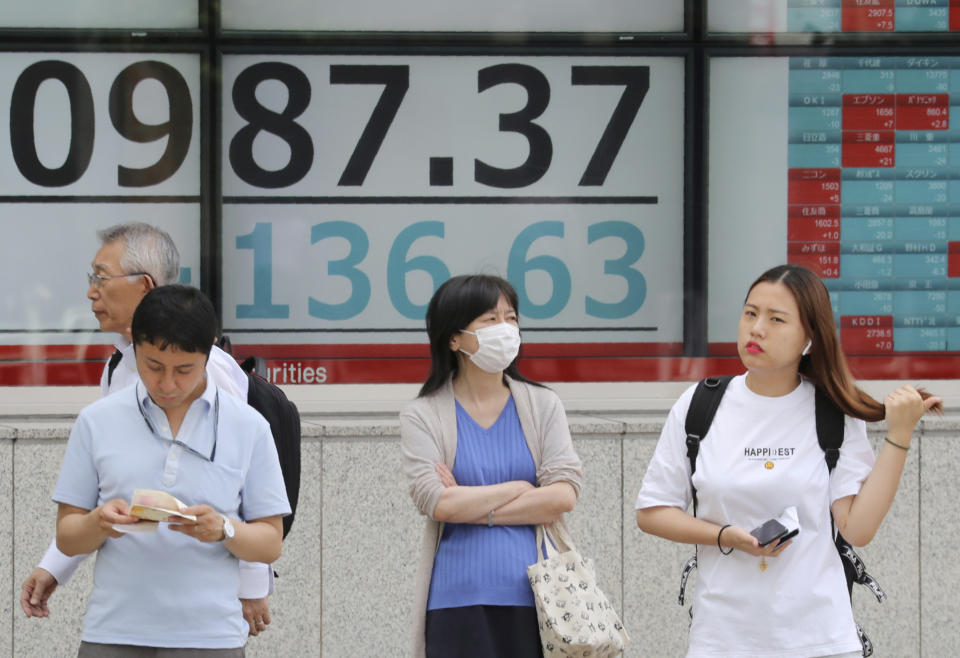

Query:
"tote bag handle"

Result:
[[534, 521, 577, 562]]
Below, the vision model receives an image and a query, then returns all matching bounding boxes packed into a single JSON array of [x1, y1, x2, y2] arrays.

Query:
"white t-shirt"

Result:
[[636, 375, 875, 658]]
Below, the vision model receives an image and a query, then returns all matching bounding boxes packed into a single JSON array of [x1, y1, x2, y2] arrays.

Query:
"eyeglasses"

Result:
[[137, 386, 219, 463], [87, 271, 148, 289]]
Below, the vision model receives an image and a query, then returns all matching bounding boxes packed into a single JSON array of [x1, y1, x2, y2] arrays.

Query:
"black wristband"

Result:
[[717, 524, 734, 555]]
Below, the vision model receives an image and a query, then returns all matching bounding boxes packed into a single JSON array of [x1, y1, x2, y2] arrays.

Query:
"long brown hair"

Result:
[[747, 264, 940, 421]]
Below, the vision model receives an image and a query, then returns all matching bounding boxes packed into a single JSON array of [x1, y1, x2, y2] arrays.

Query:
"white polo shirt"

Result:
[[636, 375, 875, 658], [53, 376, 290, 649]]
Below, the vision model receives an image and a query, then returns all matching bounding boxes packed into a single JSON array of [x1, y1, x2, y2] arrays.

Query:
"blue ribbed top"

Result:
[[427, 396, 538, 610]]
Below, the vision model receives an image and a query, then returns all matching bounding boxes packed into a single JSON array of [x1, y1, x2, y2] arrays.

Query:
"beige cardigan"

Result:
[[399, 375, 584, 657]]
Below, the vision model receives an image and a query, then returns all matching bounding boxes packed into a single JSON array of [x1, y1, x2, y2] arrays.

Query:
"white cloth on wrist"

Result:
[[37, 537, 85, 585], [238, 561, 273, 598]]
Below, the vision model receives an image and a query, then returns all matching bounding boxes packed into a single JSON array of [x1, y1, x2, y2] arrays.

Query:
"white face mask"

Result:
[[459, 322, 522, 373]]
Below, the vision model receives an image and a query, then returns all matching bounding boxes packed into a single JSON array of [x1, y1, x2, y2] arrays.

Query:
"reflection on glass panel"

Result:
[[709, 0, 787, 33], [710, 55, 960, 363], [221, 0, 683, 33], [0, 1, 198, 30], [709, 0, 960, 34], [0, 52, 202, 385], [707, 57, 790, 344]]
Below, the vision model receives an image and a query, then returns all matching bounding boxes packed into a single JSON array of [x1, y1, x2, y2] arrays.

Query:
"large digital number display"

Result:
[[0, 52, 200, 195], [0, 52, 202, 378], [221, 55, 684, 357], [220, 0, 683, 33], [6, 9, 959, 386]]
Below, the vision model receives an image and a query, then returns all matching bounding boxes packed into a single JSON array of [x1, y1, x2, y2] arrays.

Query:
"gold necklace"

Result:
[[759, 556, 768, 572]]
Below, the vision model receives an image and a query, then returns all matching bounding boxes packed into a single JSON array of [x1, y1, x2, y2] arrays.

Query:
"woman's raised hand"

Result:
[[884, 385, 941, 445]]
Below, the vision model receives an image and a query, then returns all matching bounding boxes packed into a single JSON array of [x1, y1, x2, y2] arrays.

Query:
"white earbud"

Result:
[[801, 340, 812, 356]]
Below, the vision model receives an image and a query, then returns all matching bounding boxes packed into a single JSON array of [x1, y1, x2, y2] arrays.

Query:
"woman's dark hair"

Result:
[[419, 274, 541, 397], [748, 264, 940, 420], [131, 285, 217, 356]]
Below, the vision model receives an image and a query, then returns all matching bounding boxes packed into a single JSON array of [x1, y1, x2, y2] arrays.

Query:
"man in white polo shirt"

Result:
[[21, 223, 276, 637], [54, 285, 290, 655]]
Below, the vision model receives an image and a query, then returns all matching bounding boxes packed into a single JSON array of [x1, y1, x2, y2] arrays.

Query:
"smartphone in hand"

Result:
[[750, 519, 791, 547], [750, 507, 799, 547]]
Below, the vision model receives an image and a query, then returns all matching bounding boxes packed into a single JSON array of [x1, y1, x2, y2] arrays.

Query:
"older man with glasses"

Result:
[[21, 223, 279, 638]]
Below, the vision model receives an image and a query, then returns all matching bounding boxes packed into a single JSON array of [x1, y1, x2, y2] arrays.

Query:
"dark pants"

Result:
[[426, 605, 542, 658], [78, 642, 244, 658]]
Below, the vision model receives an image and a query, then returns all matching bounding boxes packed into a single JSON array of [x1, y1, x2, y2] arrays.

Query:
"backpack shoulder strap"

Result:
[[814, 387, 886, 605], [239, 354, 268, 378], [106, 349, 123, 386], [685, 376, 734, 476], [241, 362, 302, 540], [216, 334, 233, 356], [814, 386, 844, 472], [684, 376, 733, 515]]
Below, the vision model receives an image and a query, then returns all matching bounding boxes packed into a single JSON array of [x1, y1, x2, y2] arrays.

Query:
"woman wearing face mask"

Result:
[[401, 274, 583, 658], [636, 264, 941, 657]]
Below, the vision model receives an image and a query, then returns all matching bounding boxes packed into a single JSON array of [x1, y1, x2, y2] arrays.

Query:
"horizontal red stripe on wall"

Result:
[[0, 342, 683, 362], [0, 356, 738, 386], [0, 362, 106, 386], [5, 352, 960, 386], [0, 344, 115, 361], [4, 344, 960, 385]]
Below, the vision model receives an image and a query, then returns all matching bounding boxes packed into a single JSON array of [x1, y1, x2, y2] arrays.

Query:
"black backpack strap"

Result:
[[239, 355, 268, 378], [815, 386, 844, 472], [684, 376, 733, 516], [106, 349, 123, 386], [214, 337, 301, 543], [678, 554, 697, 606], [676, 376, 733, 608], [814, 388, 853, 587], [217, 334, 233, 356], [815, 386, 884, 657], [245, 370, 302, 539]]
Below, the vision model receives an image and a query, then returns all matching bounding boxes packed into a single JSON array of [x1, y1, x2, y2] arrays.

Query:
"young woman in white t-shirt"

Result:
[[635, 264, 941, 658]]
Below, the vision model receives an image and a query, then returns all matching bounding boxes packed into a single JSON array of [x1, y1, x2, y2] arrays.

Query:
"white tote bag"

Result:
[[526, 522, 629, 657]]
